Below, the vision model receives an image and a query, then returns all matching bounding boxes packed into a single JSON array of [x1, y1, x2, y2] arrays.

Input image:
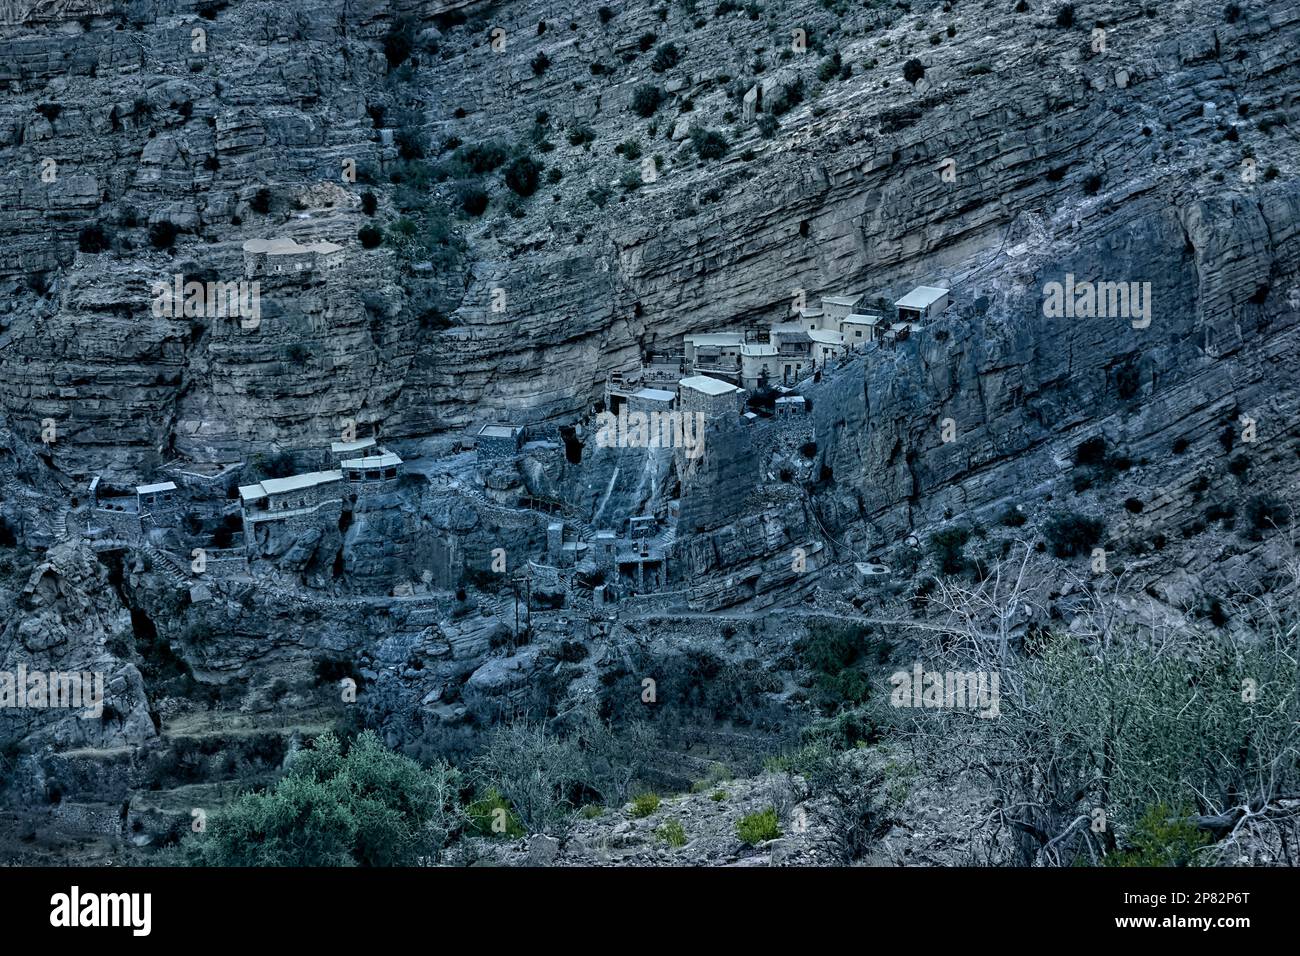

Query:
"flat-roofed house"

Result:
[[770, 324, 815, 384], [740, 342, 778, 390], [238, 470, 345, 548], [242, 238, 345, 278], [476, 423, 523, 464], [894, 286, 950, 324], [775, 395, 807, 417], [330, 437, 377, 466], [683, 332, 745, 379], [627, 387, 676, 416], [840, 312, 882, 344], [136, 481, 180, 526], [820, 294, 864, 328], [340, 450, 403, 485], [679, 374, 744, 419], [239, 471, 343, 514], [807, 328, 846, 367], [796, 306, 825, 332]]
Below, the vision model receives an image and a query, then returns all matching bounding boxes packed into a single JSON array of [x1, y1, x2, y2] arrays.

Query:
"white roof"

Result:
[[679, 375, 742, 396], [331, 437, 376, 454], [238, 484, 267, 502], [631, 387, 675, 403], [807, 329, 844, 345], [821, 294, 863, 306], [341, 452, 403, 470], [895, 286, 949, 310], [776, 395, 806, 404], [842, 312, 881, 325], [136, 481, 177, 495], [684, 332, 745, 346], [246, 470, 343, 497], [797, 307, 824, 317], [478, 424, 520, 439], [243, 237, 343, 256]]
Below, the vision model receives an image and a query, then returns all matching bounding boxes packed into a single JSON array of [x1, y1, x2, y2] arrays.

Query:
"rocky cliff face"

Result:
[[4, 0, 1297, 477], [2, 0, 1299, 864]]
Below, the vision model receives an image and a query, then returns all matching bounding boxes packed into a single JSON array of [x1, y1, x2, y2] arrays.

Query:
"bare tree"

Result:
[[891, 544, 1300, 866]]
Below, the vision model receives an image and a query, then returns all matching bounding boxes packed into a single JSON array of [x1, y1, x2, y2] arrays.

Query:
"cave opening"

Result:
[[560, 426, 583, 465]]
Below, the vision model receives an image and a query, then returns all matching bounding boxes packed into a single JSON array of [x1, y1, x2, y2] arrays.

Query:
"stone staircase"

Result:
[[145, 546, 190, 589]]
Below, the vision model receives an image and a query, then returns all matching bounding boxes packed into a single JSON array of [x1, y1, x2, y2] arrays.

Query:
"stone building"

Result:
[[340, 450, 403, 488], [330, 437, 377, 467], [740, 342, 778, 390], [683, 333, 744, 381], [769, 325, 815, 385], [678, 375, 744, 420], [242, 237, 345, 278], [774, 395, 807, 418], [894, 286, 951, 324], [476, 424, 523, 463], [627, 387, 675, 416], [238, 470, 344, 546], [841, 313, 882, 344], [136, 481, 180, 527]]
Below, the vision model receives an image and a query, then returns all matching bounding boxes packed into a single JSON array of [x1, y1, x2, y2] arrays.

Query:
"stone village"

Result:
[[70, 235, 950, 635]]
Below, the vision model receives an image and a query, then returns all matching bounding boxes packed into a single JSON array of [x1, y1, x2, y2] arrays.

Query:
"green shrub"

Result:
[[358, 225, 383, 248], [531, 51, 550, 75], [383, 19, 416, 69], [656, 818, 687, 847], [929, 527, 971, 575], [567, 125, 596, 147], [689, 127, 728, 159], [999, 505, 1027, 527], [650, 42, 679, 73], [457, 184, 489, 215], [467, 788, 526, 838], [503, 155, 542, 196], [451, 141, 508, 174], [631, 84, 663, 117], [1244, 493, 1286, 537], [630, 792, 661, 817], [181, 732, 463, 866], [736, 807, 781, 845], [1043, 512, 1105, 558], [1105, 804, 1209, 867], [902, 58, 924, 84]]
